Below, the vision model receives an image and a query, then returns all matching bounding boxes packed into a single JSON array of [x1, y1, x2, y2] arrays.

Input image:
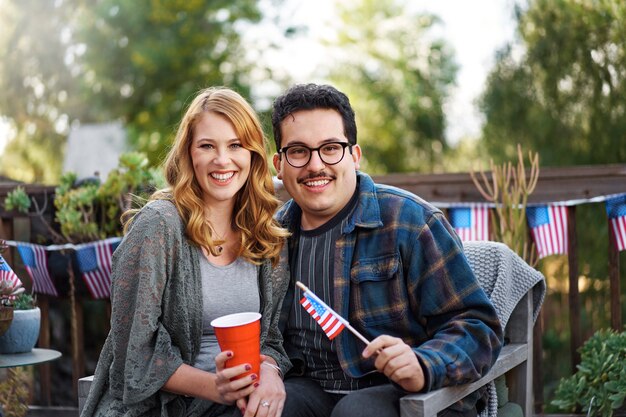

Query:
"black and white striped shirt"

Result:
[[285, 192, 386, 393]]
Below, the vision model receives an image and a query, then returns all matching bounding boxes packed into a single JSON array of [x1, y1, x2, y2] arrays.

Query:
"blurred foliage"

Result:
[[552, 329, 626, 417], [480, 0, 626, 283], [54, 152, 164, 243], [0, 367, 31, 417], [73, 0, 262, 164], [327, 0, 457, 174], [0, 0, 269, 182], [3, 186, 31, 214], [480, 0, 626, 166], [0, 0, 77, 183], [11, 293, 36, 310]]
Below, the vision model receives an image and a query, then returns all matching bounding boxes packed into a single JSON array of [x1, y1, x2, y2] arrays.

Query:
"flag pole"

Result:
[[296, 281, 371, 346]]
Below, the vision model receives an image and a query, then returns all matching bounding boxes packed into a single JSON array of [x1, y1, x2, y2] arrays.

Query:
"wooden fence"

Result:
[[2, 163, 626, 411]]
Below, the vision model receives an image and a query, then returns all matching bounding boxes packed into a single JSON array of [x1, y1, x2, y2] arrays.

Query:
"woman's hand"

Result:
[[237, 355, 285, 417], [214, 351, 259, 405]]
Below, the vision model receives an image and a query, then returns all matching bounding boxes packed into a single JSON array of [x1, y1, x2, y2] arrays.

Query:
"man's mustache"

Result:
[[297, 171, 336, 184]]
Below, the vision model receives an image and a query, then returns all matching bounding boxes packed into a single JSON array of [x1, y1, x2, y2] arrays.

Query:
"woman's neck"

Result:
[[204, 204, 238, 266]]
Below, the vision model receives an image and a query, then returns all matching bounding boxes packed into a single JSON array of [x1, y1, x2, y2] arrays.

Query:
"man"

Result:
[[272, 83, 503, 417]]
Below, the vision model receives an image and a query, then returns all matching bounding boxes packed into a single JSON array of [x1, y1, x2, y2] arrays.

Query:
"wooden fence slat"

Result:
[[38, 296, 52, 405], [567, 206, 581, 369], [608, 222, 622, 330]]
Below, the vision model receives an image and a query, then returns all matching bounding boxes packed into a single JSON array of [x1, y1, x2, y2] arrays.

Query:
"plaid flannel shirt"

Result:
[[278, 172, 503, 409]]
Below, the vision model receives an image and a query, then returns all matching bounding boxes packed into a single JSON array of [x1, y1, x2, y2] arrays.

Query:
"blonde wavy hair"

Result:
[[126, 87, 288, 266]]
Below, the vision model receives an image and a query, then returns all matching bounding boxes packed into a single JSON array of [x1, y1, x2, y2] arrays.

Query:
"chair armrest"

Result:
[[78, 375, 94, 414], [400, 344, 528, 417]]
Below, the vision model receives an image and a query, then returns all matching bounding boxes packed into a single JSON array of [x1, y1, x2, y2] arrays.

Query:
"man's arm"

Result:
[[363, 211, 503, 393]]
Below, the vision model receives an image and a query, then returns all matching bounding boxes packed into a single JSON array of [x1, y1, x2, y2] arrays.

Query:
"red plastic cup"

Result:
[[210, 312, 262, 380]]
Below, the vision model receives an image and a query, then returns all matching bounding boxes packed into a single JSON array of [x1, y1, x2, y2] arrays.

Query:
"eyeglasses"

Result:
[[278, 142, 353, 168]]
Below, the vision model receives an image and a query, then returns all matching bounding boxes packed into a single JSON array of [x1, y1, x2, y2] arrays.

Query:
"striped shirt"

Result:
[[286, 191, 387, 392]]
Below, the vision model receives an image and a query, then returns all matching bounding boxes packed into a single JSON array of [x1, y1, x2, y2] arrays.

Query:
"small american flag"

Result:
[[16, 244, 58, 296], [449, 205, 490, 241], [75, 238, 121, 299], [527, 205, 568, 259], [0, 255, 22, 290], [606, 194, 626, 252], [300, 292, 345, 340]]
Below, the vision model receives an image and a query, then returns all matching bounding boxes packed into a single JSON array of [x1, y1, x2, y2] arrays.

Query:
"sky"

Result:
[[259, 0, 518, 144], [0, 0, 518, 155], [412, 0, 517, 143]]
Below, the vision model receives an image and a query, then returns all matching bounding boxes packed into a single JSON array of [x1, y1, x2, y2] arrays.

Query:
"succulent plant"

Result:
[[11, 293, 36, 310], [0, 280, 25, 306]]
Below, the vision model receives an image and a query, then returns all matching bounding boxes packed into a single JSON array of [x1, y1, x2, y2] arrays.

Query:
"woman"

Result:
[[81, 87, 290, 417]]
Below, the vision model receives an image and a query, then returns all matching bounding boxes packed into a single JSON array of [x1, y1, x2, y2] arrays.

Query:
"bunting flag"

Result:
[[299, 292, 346, 340], [449, 205, 490, 241], [16, 243, 58, 296], [527, 205, 569, 259], [75, 238, 121, 299], [606, 194, 626, 252], [0, 255, 23, 291]]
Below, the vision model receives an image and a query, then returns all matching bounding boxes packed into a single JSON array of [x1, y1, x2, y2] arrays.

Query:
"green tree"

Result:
[[73, 0, 263, 164], [480, 0, 626, 165], [0, 0, 81, 183], [327, 0, 457, 174], [479, 0, 626, 401], [0, 0, 268, 182]]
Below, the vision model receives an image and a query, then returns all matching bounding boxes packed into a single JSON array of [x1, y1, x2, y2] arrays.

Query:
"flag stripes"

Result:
[[300, 294, 345, 340], [606, 195, 626, 252], [610, 216, 626, 252], [527, 205, 569, 259], [16, 244, 58, 296], [449, 205, 490, 242], [0, 255, 22, 290], [75, 238, 120, 299]]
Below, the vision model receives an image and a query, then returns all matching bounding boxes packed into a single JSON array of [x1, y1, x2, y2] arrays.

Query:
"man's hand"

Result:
[[362, 335, 425, 392]]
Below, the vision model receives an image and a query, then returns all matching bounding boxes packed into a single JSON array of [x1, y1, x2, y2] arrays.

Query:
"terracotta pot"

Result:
[[0, 307, 40, 353], [0, 305, 14, 336]]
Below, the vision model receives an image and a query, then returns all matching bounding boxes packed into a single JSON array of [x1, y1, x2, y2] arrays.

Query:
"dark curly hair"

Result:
[[271, 83, 357, 150]]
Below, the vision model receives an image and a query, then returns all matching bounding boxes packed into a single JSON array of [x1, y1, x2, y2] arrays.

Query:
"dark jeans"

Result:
[[282, 377, 478, 417]]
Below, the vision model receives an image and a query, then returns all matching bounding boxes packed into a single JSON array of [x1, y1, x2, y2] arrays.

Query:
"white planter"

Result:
[[0, 307, 40, 353]]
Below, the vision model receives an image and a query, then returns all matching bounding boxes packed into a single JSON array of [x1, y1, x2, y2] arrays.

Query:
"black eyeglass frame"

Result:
[[278, 141, 354, 168]]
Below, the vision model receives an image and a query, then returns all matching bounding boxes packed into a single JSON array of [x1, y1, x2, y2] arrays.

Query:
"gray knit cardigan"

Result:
[[81, 200, 291, 417]]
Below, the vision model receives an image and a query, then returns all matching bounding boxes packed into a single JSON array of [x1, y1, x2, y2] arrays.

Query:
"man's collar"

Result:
[[278, 171, 384, 233]]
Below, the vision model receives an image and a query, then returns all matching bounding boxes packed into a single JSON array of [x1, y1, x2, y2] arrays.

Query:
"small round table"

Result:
[[0, 348, 61, 368]]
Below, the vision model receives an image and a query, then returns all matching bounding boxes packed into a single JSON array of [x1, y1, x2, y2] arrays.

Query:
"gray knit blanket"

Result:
[[463, 241, 546, 417]]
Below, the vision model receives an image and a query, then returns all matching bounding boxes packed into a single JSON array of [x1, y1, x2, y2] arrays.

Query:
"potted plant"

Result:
[[0, 240, 25, 336], [551, 329, 626, 417], [0, 282, 23, 336], [0, 293, 40, 354]]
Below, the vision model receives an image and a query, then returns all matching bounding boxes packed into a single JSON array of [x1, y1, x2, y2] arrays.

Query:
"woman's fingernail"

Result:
[[250, 374, 258, 380], [245, 364, 251, 371], [253, 382, 259, 388], [226, 351, 233, 357]]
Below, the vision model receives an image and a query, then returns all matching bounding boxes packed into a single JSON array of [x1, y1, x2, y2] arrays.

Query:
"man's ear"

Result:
[[351, 144, 362, 170], [273, 153, 283, 180]]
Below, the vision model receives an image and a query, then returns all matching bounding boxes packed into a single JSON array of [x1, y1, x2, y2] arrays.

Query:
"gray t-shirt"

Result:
[[192, 253, 260, 372]]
